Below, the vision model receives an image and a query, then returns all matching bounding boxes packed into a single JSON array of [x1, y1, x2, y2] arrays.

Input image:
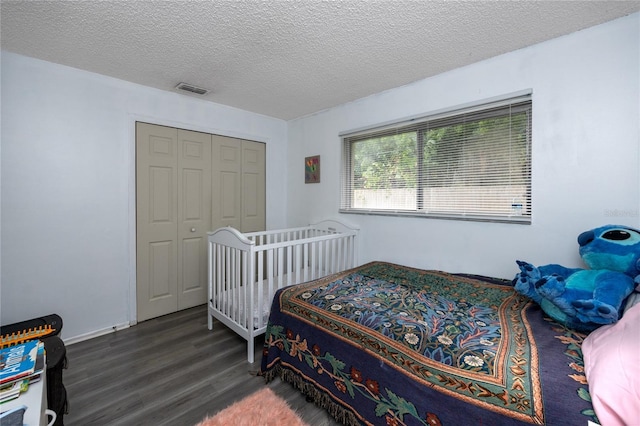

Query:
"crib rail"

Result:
[[207, 220, 358, 362]]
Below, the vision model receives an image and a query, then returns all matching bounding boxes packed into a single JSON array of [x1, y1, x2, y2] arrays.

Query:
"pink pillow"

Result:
[[583, 303, 640, 426]]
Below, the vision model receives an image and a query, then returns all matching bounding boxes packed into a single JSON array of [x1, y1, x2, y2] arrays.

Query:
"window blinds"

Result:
[[340, 93, 532, 223]]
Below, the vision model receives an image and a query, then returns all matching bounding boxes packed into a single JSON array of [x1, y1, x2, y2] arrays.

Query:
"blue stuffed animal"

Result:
[[514, 225, 640, 331]]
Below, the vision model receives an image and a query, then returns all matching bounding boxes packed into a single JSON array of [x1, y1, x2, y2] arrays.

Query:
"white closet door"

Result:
[[136, 123, 179, 322], [211, 135, 242, 231], [177, 129, 211, 310], [211, 136, 266, 233], [241, 140, 266, 233]]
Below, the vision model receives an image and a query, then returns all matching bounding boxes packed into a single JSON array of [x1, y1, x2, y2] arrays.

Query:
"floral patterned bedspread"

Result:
[[260, 262, 596, 426]]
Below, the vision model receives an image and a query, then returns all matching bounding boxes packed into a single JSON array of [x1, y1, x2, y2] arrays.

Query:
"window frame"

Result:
[[340, 91, 532, 224]]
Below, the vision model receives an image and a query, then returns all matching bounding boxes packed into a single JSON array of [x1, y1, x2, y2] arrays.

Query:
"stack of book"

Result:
[[0, 340, 45, 404]]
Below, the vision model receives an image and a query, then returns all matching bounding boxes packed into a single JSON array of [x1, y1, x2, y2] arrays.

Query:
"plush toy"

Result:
[[513, 225, 640, 331]]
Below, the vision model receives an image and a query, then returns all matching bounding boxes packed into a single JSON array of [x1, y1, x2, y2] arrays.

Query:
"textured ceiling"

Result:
[[2, 1, 639, 120]]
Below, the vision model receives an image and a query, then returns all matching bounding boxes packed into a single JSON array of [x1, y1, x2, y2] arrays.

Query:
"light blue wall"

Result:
[[287, 13, 640, 279], [0, 52, 288, 341]]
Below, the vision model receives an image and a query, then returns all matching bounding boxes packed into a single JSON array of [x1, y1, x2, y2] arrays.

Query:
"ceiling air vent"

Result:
[[175, 82, 210, 95]]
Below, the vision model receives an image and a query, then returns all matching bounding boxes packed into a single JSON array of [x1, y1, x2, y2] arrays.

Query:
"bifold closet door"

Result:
[[211, 135, 242, 231], [211, 136, 265, 233], [176, 129, 211, 311], [240, 140, 266, 233], [136, 123, 211, 322]]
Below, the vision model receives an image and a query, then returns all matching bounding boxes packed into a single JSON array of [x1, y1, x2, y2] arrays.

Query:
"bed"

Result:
[[260, 261, 598, 425], [207, 220, 358, 363]]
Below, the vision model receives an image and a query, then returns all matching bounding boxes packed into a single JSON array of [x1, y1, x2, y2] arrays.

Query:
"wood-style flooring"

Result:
[[64, 305, 341, 425]]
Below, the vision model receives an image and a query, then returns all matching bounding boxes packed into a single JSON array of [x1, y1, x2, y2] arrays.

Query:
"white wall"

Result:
[[287, 13, 640, 279], [1, 52, 288, 341]]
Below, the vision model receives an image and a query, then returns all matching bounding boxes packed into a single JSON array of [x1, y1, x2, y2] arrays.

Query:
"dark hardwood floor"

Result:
[[64, 305, 340, 425]]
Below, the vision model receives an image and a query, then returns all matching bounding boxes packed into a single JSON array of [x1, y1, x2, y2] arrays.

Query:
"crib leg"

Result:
[[247, 338, 255, 364], [207, 313, 213, 331]]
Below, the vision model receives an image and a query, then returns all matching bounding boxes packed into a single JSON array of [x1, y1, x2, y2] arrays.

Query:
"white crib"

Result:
[[207, 220, 358, 362]]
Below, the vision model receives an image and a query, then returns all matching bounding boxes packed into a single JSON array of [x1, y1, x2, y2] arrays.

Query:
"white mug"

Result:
[[45, 409, 57, 426]]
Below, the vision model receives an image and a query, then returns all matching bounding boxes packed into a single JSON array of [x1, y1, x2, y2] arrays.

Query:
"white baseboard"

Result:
[[64, 322, 131, 346]]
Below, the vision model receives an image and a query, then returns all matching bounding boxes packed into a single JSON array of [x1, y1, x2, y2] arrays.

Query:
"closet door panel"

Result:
[[136, 123, 179, 322], [212, 136, 242, 231], [241, 140, 266, 233], [148, 241, 174, 297], [221, 172, 239, 218], [177, 129, 211, 310]]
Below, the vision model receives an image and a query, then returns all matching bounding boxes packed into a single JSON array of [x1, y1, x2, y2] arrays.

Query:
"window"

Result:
[[340, 93, 532, 223]]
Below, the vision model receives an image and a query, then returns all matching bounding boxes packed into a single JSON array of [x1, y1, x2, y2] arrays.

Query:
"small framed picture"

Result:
[[305, 155, 320, 183]]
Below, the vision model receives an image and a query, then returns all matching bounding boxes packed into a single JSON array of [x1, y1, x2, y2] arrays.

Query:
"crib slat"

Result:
[[223, 246, 230, 320], [267, 247, 275, 324], [228, 247, 235, 323], [311, 240, 318, 280], [277, 246, 284, 288], [256, 250, 264, 314], [303, 243, 309, 282], [285, 245, 292, 286], [318, 239, 324, 277], [238, 249, 246, 327], [333, 238, 340, 272], [215, 245, 221, 312], [295, 243, 300, 282]]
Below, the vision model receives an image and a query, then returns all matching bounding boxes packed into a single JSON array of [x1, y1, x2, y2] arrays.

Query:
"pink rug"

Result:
[[195, 387, 309, 426]]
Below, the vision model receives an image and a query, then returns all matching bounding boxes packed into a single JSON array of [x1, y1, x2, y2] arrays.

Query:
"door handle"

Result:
[[191, 228, 196, 232]]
